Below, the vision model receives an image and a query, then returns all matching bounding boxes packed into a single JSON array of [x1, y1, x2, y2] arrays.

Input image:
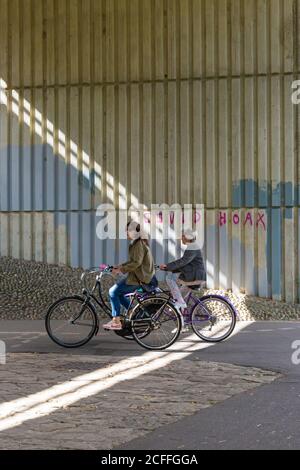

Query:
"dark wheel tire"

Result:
[[130, 296, 182, 351], [45, 296, 98, 348], [191, 295, 237, 343]]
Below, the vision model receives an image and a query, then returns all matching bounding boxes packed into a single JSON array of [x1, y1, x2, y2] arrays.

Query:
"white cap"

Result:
[[183, 228, 197, 241]]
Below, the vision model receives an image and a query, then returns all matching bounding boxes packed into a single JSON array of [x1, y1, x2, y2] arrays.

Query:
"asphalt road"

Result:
[[120, 321, 300, 450], [1, 320, 300, 450]]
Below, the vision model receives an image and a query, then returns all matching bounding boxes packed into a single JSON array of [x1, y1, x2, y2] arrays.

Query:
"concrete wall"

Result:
[[0, 0, 299, 302]]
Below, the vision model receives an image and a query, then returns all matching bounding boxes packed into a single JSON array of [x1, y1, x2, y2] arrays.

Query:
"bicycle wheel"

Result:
[[45, 296, 98, 348], [130, 296, 181, 350], [191, 295, 236, 342]]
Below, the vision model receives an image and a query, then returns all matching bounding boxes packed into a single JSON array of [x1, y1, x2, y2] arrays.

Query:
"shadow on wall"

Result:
[[0, 81, 299, 302]]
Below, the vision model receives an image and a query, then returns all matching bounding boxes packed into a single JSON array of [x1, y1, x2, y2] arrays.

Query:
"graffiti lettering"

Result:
[[219, 211, 266, 230], [144, 211, 202, 225], [243, 212, 253, 226], [256, 212, 266, 231]]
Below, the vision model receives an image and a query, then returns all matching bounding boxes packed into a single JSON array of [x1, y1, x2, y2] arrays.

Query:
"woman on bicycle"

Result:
[[160, 228, 206, 286], [103, 221, 156, 331], [160, 228, 206, 316]]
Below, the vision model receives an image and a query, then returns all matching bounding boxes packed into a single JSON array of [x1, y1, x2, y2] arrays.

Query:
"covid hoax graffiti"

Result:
[[219, 211, 266, 231]]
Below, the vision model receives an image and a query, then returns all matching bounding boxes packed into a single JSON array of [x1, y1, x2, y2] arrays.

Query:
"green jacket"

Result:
[[120, 239, 155, 286]]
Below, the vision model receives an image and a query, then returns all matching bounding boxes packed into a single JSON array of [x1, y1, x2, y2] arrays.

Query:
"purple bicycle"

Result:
[[130, 270, 238, 349]]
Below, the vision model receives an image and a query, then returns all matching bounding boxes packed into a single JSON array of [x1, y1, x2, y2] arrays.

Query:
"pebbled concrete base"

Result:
[[0, 352, 279, 450]]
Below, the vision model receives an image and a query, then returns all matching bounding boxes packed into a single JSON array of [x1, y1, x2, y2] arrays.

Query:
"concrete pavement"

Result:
[[0, 320, 299, 449]]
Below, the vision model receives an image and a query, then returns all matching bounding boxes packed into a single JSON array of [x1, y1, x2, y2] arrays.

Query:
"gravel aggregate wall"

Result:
[[0, 257, 299, 320]]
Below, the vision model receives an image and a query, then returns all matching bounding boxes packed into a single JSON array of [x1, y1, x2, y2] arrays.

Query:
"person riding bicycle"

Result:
[[103, 221, 156, 331], [160, 228, 206, 313]]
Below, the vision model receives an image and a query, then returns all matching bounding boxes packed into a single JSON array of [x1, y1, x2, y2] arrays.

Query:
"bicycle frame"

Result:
[[79, 271, 162, 328]]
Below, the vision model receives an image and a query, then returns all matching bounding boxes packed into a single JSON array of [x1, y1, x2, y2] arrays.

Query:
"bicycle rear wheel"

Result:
[[191, 295, 236, 342], [45, 296, 98, 348], [130, 296, 181, 350]]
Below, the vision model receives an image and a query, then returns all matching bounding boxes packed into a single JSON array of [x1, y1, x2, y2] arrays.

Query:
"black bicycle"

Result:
[[45, 265, 182, 350]]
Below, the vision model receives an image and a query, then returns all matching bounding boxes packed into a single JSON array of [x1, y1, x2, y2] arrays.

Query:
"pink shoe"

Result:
[[103, 320, 123, 331]]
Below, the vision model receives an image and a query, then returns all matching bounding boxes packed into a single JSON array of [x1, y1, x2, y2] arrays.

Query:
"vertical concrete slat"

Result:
[[93, 86, 103, 208], [244, 0, 255, 75], [34, 0, 44, 87], [57, 0, 67, 85], [45, 212, 55, 265], [23, 0, 32, 88], [192, 81, 203, 205], [257, 0, 268, 74], [81, 0, 91, 84], [206, 210, 217, 289], [270, 0, 281, 73], [69, 87, 79, 210], [34, 212, 44, 262], [218, 79, 229, 207], [33, 89, 44, 211], [154, 0, 164, 80], [129, 0, 139, 82], [271, 76, 281, 207], [11, 213, 20, 259], [244, 77, 255, 207], [192, 0, 202, 78], [231, 209, 243, 294], [231, 78, 242, 208], [106, 0, 115, 84], [142, 83, 153, 208], [219, 210, 231, 290], [117, 0, 128, 83], [231, 0, 241, 76], [69, 0, 79, 84], [10, 90, 20, 211], [218, 0, 228, 77], [257, 77, 268, 207], [57, 87, 67, 210], [46, 88, 55, 211], [81, 211, 91, 269], [284, 208, 296, 303], [167, 82, 178, 203], [167, 0, 177, 80], [0, 214, 9, 256], [180, 0, 190, 79], [106, 84, 115, 206], [46, 0, 55, 87], [257, 209, 269, 298], [93, 0, 103, 84], [244, 208, 257, 295], [22, 90, 32, 211], [10, 0, 20, 88], [130, 84, 140, 206], [283, 0, 294, 74], [23, 213, 32, 261], [57, 211, 67, 265], [284, 76, 295, 207], [206, 80, 216, 208], [81, 87, 91, 210], [180, 81, 191, 205], [204, 0, 215, 78], [271, 208, 282, 300]]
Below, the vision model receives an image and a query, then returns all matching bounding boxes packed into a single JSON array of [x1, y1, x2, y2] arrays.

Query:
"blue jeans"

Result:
[[109, 279, 140, 317]]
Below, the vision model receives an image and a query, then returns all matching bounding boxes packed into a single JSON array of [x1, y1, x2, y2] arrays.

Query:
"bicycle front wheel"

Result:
[[191, 295, 236, 342], [130, 296, 181, 350], [45, 296, 98, 348]]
